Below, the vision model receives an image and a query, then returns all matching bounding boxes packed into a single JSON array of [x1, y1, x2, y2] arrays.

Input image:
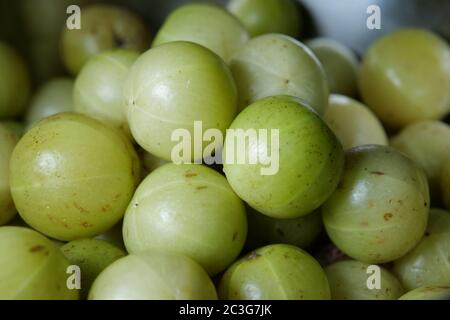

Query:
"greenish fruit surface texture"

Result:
[[399, 286, 450, 300], [223, 95, 344, 218], [0, 226, 79, 300], [322, 145, 430, 264], [442, 160, 450, 210], [218, 244, 330, 300], [123, 163, 247, 276], [88, 251, 218, 300], [0, 124, 18, 225], [10, 113, 138, 241]]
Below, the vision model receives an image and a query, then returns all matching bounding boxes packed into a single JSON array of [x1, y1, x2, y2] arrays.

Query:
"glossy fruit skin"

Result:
[[89, 251, 218, 300], [391, 121, 450, 202], [152, 3, 249, 62], [61, 238, 126, 298], [125, 41, 238, 161], [322, 145, 430, 264], [218, 244, 330, 300], [61, 4, 151, 75], [0, 125, 18, 225], [324, 94, 387, 150], [358, 29, 450, 129], [442, 160, 450, 210], [74, 49, 139, 136], [246, 207, 322, 250], [227, 0, 301, 38], [10, 113, 138, 241], [223, 95, 344, 218], [393, 208, 450, 290], [123, 163, 247, 276], [0, 226, 79, 300], [0, 42, 31, 118], [25, 77, 74, 127], [306, 38, 359, 97], [230, 34, 329, 113], [325, 260, 404, 300], [399, 286, 450, 300]]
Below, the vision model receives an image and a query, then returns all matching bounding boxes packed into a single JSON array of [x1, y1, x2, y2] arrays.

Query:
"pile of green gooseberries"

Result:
[[0, 0, 449, 301]]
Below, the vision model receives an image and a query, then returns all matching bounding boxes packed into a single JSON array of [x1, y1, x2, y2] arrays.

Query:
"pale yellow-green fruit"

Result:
[[89, 251, 217, 300], [324, 94, 388, 150], [391, 121, 450, 202], [230, 33, 329, 113], [123, 163, 247, 276], [393, 208, 450, 290], [219, 244, 330, 300], [0, 124, 18, 225], [358, 29, 450, 129], [25, 77, 74, 127], [325, 260, 404, 300], [10, 113, 138, 241], [399, 286, 450, 300], [442, 160, 450, 210], [152, 3, 249, 62], [74, 49, 139, 136], [0, 226, 79, 300]]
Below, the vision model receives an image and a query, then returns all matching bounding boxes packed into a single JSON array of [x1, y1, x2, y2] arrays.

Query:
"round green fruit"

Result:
[[124, 41, 237, 161], [218, 244, 330, 300], [152, 3, 249, 62], [10, 112, 138, 241], [88, 251, 217, 300], [61, 4, 151, 75], [322, 145, 430, 264], [358, 29, 450, 129], [399, 286, 450, 300], [74, 49, 139, 136], [227, 0, 301, 38], [442, 160, 450, 210], [230, 33, 329, 113], [0, 124, 18, 225], [325, 260, 404, 300], [123, 163, 247, 276], [0, 226, 78, 299], [223, 95, 344, 218], [324, 94, 387, 150]]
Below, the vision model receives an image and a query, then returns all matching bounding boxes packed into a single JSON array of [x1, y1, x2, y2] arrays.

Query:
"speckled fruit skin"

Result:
[[358, 29, 450, 129], [152, 3, 249, 62], [393, 208, 450, 290], [442, 160, 450, 210], [0, 125, 18, 225], [61, 238, 126, 298], [324, 94, 387, 150], [10, 113, 138, 241], [322, 145, 430, 264], [123, 163, 247, 276], [399, 286, 450, 300], [0, 42, 31, 118], [74, 49, 139, 136], [0, 226, 79, 300], [26, 77, 74, 127], [227, 0, 301, 38], [223, 95, 344, 219], [61, 4, 151, 75], [124, 41, 238, 161], [218, 244, 330, 300], [391, 120, 450, 201], [230, 34, 329, 113], [88, 251, 218, 300], [325, 260, 404, 300], [246, 207, 322, 249]]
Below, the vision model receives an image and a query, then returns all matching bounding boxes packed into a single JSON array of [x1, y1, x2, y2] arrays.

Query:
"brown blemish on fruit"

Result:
[[232, 232, 238, 241], [101, 204, 111, 212], [196, 186, 207, 190], [73, 202, 89, 214], [81, 221, 92, 228], [370, 171, 384, 175], [361, 221, 369, 227], [383, 213, 393, 221], [185, 171, 198, 178], [368, 200, 375, 208], [114, 193, 122, 200], [30, 245, 45, 253], [247, 252, 261, 260]]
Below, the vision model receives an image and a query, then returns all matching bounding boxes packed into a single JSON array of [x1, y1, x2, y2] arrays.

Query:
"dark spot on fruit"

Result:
[[134, 203, 139, 207], [101, 204, 111, 212], [361, 221, 369, 227], [113, 33, 126, 47], [114, 193, 122, 200], [383, 213, 393, 221], [185, 171, 198, 178], [73, 202, 89, 214], [196, 185, 207, 190], [246, 252, 261, 260], [30, 245, 45, 253], [370, 171, 384, 175], [232, 232, 238, 241], [424, 201, 428, 207], [284, 79, 290, 84], [81, 221, 92, 228], [425, 231, 430, 237]]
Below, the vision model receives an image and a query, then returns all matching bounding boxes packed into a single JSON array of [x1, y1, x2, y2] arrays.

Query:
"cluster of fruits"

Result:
[[0, 0, 449, 300]]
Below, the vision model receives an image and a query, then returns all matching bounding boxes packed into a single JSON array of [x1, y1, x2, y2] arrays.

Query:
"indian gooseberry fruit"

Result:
[[0, 226, 79, 299], [223, 95, 344, 219], [230, 33, 329, 113], [399, 286, 450, 300], [442, 160, 450, 210], [10, 112, 138, 241], [123, 163, 247, 276], [88, 251, 218, 300], [152, 3, 249, 62], [218, 244, 331, 300], [0, 124, 18, 225], [322, 145, 430, 264], [358, 28, 450, 129], [324, 94, 388, 150]]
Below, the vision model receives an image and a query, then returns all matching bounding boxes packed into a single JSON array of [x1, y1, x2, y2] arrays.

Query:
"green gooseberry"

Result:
[[399, 286, 450, 300]]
